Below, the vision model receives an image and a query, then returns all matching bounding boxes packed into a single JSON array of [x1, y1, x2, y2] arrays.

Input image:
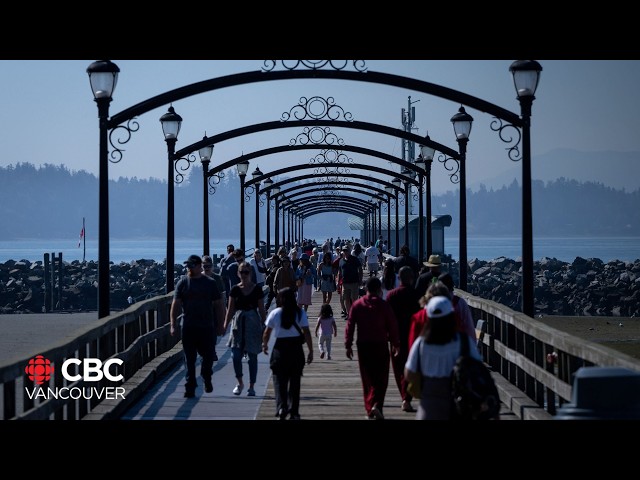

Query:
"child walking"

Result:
[[315, 303, 337, 360]]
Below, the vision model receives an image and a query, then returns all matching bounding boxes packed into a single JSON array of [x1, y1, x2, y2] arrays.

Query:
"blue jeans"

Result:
[[231, 347, 258, 384]]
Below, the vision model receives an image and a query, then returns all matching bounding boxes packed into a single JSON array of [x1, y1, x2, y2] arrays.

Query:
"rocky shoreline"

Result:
[[1, 256, 639, 317]]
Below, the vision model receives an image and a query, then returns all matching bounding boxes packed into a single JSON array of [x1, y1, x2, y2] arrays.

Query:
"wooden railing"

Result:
[[4, 287, 639, 420], [458, 290, 640, 417], [0, 294, 178, 420]]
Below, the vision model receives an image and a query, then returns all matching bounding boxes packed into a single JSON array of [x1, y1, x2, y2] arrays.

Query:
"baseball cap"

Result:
[[183, 254, 202, 267], [426, 296, 453, 319]]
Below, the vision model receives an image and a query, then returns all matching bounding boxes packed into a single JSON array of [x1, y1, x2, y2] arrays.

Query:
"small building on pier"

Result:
[[347, 214, 452, 259]]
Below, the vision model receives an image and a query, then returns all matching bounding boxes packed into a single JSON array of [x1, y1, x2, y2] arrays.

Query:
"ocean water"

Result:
[[1, 236, 639, 264]]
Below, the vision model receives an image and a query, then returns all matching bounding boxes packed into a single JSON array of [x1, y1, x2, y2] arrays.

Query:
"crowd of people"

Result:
[[169, 236, 494, 421]]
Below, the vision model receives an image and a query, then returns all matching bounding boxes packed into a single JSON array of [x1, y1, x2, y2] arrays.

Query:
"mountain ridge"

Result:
[[468, 148, 640, 193]]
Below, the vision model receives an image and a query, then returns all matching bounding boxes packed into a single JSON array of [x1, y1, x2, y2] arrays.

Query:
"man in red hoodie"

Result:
[[345, 277, 400, 420]]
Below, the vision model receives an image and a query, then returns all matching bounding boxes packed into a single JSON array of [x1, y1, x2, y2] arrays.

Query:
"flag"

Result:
[[78, 226, 84, 248]]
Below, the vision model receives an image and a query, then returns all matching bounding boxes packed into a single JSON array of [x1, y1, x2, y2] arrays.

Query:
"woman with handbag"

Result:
[[295, 253, 316, 311], [222, 261, 268, 397], [262, 287, 314, 420]]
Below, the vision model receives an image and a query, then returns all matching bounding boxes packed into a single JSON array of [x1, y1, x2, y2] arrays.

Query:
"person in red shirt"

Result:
[[386, 266, 421, 413], [345, 277, 400, 420]]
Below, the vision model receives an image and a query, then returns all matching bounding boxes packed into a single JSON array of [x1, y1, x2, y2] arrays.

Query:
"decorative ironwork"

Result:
[[437, 152, 460, 184], [289, 126, 345, 146], [257, 191, 266, 208], [281, 96, 353, 122], [309, 149, 353, 165], [107, 119, 140, 163], [262, 60, 367, 72], [207, 171, 225, 195], [174, 153, 197, 184], [490, 118, 523, 161], [411, 183, 424, 202], [315, 174, 348, 185], [244, 184, 255, 202], [317, 187, 342, 197]]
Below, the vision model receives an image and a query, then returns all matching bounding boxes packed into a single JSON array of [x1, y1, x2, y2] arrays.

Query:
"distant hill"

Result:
[[1, 160, 639, 240], [469, 148, 640, 193]]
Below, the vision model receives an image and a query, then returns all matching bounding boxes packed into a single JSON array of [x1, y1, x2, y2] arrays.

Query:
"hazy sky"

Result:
[[2, 59, 640, 196]]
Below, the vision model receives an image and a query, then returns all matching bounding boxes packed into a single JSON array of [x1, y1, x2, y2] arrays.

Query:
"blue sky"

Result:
[[2, 59, 640, 195]]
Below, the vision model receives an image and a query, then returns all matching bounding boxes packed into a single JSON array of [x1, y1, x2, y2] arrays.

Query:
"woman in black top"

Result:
[[223, 261, 267, 397]]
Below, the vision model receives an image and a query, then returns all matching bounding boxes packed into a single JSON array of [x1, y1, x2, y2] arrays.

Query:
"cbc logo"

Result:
[[25, 355, 124, 383]]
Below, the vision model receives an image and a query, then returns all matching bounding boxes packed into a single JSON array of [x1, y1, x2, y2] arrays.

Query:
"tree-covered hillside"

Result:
[[0, 163, 638, 240]]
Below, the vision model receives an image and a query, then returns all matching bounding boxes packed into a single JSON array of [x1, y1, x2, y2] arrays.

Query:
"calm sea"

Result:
[[1, 236, 639, 264]]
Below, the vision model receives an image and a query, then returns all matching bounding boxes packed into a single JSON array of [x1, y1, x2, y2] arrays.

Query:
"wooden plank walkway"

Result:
[[256, 286, 414, 420], [115, 283, 518, 420]]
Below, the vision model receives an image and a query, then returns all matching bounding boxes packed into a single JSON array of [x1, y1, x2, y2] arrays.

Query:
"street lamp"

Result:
[[252, 166, 263, 252], [510, 60, 542, 318], [262, 177, 273, 256], [160, 105, 183, 294], [419, 137, 436, 258], [87, 60, 119, 319], [273, 189, 281, 251], [236, 158, 250, 252], [415, 155, 425, 264], [401, 167, 414, 251], [280, 196, 287, 249], [198, 136, 214, 256], [377, 198, 383, 245], [392, 177, 402, 255], [451, 106, 473, 292], [385, 185, 394, 257]]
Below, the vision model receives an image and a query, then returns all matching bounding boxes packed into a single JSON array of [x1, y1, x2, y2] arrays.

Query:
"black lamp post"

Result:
[[160, 106, 183, 294], [451, 106, 473, 291], [419, 138, 436, 258], [510, 60, 542, 318], [236, 159, 250, 252], [368, 199, 375, 244], [87, 60, 119, 319], [401, 167, 414, 251], [281, 197, 287, 249], [274, 193, 280, 251], [377, 199, 383, 243], [263, 177, 274, 256], [392, 177, 401, 255], [385, 185, 393, 256], [198, 137, 213, 256], [414, 156, 426, 264], [252, 166, 263, 251]]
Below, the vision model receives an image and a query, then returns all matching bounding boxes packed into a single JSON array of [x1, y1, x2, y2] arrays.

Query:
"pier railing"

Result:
[[3, 288, 640, 420], [458, 290, 640, 417], [0, 294, 177, 420]]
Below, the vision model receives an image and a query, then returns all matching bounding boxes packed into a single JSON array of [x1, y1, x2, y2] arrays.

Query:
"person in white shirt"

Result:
[[262, 287, 313, 420], [364, 241, 380, 277], [250, 249, 268, 290]]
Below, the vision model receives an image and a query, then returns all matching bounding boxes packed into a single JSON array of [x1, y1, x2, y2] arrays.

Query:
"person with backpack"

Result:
[[339, 245, 363, 316], [403, 295, 482, 420]]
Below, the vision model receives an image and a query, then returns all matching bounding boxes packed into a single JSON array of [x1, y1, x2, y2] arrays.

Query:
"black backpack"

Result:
[[450, 334, 501, 420]]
